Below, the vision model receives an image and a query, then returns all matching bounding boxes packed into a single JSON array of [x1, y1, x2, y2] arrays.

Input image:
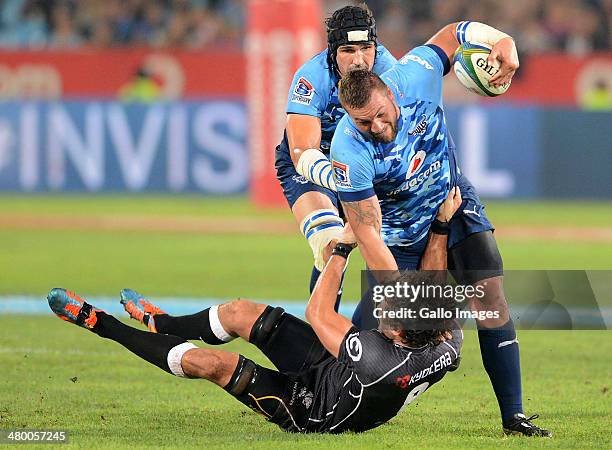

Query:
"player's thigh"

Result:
[[257, 310, 330, 375], [447, 174, 495, 249], [233, 362, 308, 432], [448, 230, 503, 285], [292, 191, 338, 225]]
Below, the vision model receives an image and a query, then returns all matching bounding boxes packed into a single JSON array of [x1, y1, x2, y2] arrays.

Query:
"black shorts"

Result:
[[234, 312, 341, 433]]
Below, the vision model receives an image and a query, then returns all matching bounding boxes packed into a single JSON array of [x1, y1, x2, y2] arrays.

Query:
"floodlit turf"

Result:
[[0, 315, 610, 449], [0, 196, 611, 298], [0, 195, 611, 448]]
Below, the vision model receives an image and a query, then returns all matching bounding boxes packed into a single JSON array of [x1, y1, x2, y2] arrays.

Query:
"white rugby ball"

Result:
[[453, 42, 511, 97]]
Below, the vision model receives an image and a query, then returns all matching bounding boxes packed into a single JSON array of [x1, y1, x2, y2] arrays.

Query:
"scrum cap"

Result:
[[326, 5, 377, 75]]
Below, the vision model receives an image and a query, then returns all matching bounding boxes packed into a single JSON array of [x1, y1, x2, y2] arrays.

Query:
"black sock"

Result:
[[154, 309, 227, 345], [93, 312, 186, 374]]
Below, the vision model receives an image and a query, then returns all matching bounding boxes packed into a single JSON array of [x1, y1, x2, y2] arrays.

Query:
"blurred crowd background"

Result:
[[0, 0, 610, 54]]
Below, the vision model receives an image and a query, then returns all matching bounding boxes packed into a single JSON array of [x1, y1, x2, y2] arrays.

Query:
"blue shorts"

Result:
[[274, 134, 339, 209], [355, 175, 496, 327], [388, 173, 495, 270]]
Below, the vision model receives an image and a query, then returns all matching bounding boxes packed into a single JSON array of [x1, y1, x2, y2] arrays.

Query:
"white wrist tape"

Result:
[[456, 21, 511, 47], [296, 148, 337, 191]]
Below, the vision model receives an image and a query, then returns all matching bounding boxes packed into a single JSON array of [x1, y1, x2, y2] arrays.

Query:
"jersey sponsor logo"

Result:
[[399, 53, 434, 70], [345, 332, 362, 362], [408, 352, 452, 386], [291, 77, 315, 105], [395, 374, 412, 390], [406, 150, 427, 179], [408, 114, 428, 136], [332, 160, 353, 189], [389, 159, 442, 196]]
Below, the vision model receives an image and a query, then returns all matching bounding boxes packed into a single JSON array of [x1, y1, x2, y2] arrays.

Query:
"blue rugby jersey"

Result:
[[286, 45, 397, 153], [330, 45, 458, 247]]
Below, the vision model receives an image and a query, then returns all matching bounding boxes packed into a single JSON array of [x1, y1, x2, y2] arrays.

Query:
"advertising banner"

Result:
[[0, 101, 247, 193]]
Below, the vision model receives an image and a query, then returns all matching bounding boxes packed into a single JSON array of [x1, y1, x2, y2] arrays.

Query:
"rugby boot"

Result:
[[120, 288, 165, 333], [47, 288, 101, 330], [503, 413, 552, 437]]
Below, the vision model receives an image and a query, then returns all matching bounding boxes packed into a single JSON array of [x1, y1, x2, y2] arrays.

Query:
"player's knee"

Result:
[[178, 347, 211, 378], [225, 298, 255, 316], [477, 276, 508, 306], [249, 305, 285, 347], [224, 355, 257, 397], [181, 348, 227, 381], [300, 209, 344, 271]]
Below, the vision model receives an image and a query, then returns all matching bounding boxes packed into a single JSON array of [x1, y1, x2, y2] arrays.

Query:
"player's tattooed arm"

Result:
[[342, 197, 382, 231], [341, 195, 399, 275]]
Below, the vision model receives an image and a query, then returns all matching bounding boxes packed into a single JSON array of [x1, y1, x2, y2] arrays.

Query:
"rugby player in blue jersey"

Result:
[[275, 5, 396, 303], [330, 21, 551, 437]]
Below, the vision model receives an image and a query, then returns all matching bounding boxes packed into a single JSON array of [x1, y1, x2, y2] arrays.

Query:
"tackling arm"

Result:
[[420, 187, 463, 270], [305, 229, 355, 357]]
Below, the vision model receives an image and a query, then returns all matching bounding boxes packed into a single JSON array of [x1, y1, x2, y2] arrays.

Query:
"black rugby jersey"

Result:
[[304, 327, 462, 433]]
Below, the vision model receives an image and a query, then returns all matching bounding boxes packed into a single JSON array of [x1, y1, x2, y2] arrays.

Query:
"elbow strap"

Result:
[[296, 148, 337, 192]]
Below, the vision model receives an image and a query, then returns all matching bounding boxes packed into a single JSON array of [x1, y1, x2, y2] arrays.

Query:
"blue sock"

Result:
[[478, 319, 523, 425], [309, 265, 343, 312]]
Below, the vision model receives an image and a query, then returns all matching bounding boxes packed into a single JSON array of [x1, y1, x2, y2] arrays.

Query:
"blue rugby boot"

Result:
[[47, 288, 101, 330], [120, 288, 165, 333]]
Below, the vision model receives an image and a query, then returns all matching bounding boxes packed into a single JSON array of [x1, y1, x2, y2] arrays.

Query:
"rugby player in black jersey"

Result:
[[47, 188, 463, 433]]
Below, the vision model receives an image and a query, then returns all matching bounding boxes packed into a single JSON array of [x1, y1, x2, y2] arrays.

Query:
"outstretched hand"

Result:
[[436, 187, 462, 222]]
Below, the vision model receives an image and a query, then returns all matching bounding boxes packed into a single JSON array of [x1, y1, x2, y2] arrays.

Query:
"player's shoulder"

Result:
[[331, 115, 372, 157], [383, 45, 444, 80], [397, 45, 440, 68], [372, 44, 397, 74], [341, 328, 411, 383]]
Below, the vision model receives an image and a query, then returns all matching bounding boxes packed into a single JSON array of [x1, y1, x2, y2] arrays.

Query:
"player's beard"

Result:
[[371, 121, 398, 144]]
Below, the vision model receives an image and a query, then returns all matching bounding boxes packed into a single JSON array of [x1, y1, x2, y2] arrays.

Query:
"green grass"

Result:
[[0, 316, 609, 449], [1, 194, 612, 226], [0, 195, 611, 448], [0, 196, 610, 298]]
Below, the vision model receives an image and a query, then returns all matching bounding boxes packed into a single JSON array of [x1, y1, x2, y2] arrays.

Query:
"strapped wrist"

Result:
[[296, 148, 337, 191], [457, 21, 511, 47], [430, 218, 450, 235], [331, 242, 354, 259]]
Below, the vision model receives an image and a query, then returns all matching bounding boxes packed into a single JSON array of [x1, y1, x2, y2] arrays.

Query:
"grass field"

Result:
[[0, 195, 611, 449]]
